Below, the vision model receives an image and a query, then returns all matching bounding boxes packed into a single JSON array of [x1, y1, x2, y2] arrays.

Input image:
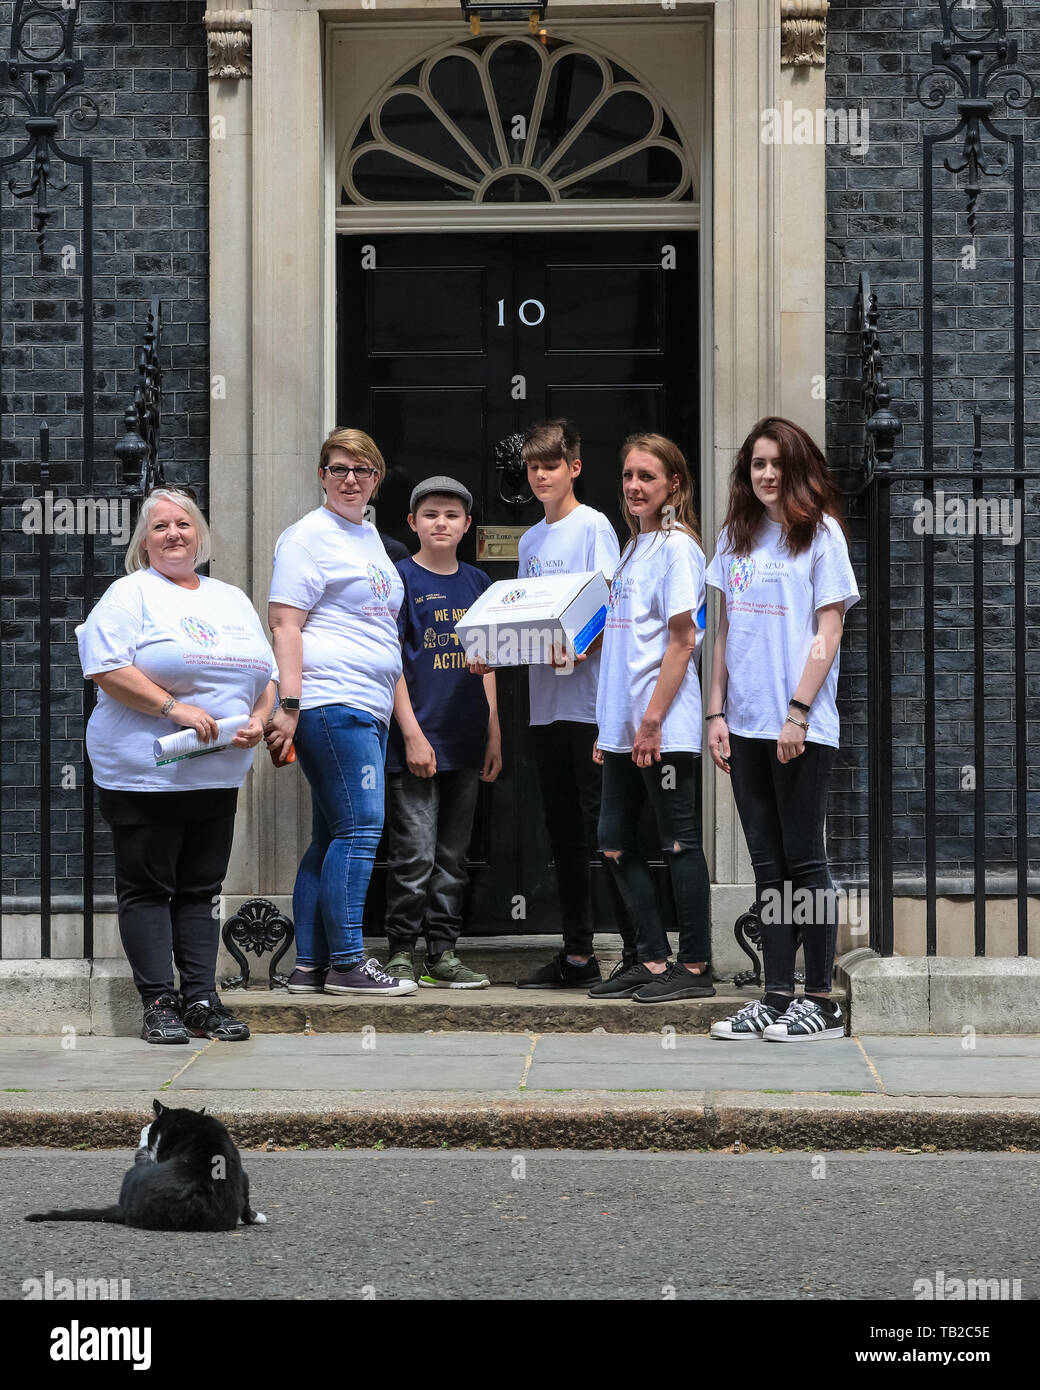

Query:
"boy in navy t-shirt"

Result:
[[385, 477, 502, 987]]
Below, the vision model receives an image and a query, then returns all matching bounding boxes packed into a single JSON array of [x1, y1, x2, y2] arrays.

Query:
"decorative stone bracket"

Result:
[[205, 8, 253, 80], [780, 0, 829, 69]]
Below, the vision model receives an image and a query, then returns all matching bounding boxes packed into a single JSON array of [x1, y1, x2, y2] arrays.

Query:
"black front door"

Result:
[[338, 230, 699, 935]]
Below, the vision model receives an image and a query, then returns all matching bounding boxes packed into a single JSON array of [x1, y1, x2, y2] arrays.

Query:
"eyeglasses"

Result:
[[321, 463, 378, 480]]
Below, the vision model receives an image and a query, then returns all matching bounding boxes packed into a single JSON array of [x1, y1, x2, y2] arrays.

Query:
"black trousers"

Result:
[[598, 751, 711, 964], [103, 792, 237, 1005], [529, 720, 636, 957], [727, 734, 838, 994]]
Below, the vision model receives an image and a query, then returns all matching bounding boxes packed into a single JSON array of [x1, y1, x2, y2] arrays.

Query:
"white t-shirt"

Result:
[[76, 569, 277, 792], [517, 504, 620, 726], [596, 529, 707, 754], [268, 506, 404, 725], [705, 515, 860, 749]]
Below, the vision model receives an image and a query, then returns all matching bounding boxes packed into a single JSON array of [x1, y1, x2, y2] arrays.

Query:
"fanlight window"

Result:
[[341, 35, 693, 205]]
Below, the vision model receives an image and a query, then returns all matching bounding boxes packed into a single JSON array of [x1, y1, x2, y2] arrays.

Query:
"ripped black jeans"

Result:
[[598, 751, 711, 963]]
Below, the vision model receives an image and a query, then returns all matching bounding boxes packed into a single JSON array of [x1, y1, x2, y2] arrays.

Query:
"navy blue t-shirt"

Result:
[[387, 557, 492, 773]]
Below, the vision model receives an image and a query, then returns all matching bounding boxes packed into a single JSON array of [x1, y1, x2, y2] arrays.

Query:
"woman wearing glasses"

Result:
[[75, 488, 277, 1045], [265, 428, 417, 995]]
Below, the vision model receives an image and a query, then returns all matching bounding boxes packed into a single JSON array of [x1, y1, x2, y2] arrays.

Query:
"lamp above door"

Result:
[[459, 2, 547, 37]]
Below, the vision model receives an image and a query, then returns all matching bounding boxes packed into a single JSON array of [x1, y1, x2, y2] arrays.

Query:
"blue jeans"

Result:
[[292, 704, 388, 969]]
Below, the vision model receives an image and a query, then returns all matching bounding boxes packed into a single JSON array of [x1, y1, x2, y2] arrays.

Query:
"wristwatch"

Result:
[[280, 697, 301, 712]]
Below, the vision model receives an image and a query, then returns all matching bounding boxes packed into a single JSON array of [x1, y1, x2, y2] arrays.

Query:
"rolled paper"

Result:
[[153, 715, 250, 766]]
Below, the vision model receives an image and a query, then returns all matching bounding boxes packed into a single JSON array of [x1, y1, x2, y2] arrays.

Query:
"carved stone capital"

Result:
[[780, 0, 829, 69], [205, 8, 253, 80]]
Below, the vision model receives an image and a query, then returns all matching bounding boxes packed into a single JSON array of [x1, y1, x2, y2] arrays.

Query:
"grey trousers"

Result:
[[384, 768, 481, 954]]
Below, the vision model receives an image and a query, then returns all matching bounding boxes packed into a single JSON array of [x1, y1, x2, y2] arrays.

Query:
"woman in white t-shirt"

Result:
[[591, 434, 715, 1004], [705, 416, 860, 1042], [76, 488, 277, 1046], [266, 428, 416, 999]]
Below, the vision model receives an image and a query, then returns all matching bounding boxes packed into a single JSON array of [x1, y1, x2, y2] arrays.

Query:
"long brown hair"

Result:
[[617, 435, 701, 572], [722, 416, 846, 557]]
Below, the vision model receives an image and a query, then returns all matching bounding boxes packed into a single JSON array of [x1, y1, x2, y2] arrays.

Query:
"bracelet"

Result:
[[705, 712, 726, 722], [159, 696, 175, 718], [789, 698, 811, 715], [785, 715, 810, 732]]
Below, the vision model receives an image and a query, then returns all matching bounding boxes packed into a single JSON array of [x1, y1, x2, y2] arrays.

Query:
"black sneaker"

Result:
[[632, 961, 716, 1003], [181, 998, 251, 1042], [286, 967, 328, 994], [141, 993, 190, 1045], [516, 951, 602, 989], [588, 958, 656, 998]]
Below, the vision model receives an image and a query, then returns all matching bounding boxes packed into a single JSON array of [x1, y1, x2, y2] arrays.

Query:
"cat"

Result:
[[25, 1099, 267, 1232]]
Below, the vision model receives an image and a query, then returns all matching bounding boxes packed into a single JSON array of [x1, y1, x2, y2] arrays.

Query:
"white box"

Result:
[[454, 571, 609, 667]]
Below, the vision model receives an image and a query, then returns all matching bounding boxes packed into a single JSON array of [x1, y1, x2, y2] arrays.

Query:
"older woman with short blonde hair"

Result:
[[76, 487, 278, 1045]]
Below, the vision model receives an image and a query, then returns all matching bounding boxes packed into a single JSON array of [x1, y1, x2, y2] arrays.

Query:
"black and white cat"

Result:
[[26, 1099, 267, 1232]]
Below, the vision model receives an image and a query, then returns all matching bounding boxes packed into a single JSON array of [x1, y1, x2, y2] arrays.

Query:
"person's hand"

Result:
[[468, 659, 490, 676], [481, 737, 502, 783], [405, 732, 437, 778], [549, 639, 585, 670], [708, 716, 731, 773], [264, 706, 298, 758], [631, 716, 662, 768], [592, 738, 604, 766], [777, 718, 807, 765], [169, 701, 220, 744], [231, 715, 265, 749]]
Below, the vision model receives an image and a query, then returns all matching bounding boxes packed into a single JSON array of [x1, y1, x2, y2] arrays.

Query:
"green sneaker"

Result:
[[385, 951, 416, 983], [419, 951, 490, 990]]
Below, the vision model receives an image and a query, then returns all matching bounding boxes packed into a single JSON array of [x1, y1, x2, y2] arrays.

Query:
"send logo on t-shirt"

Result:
[[728, 556, 756, 595], [180, 616, 219, 647], [367, 563, 392, 600]]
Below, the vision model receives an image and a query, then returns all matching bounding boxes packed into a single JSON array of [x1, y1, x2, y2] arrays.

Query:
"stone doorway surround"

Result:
[[204, 1, 831, 968]]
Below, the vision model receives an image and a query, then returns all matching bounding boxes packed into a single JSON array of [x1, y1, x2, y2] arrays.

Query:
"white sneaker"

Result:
[[710, 999, 780, 1040], [763, 996, 844, 1041]]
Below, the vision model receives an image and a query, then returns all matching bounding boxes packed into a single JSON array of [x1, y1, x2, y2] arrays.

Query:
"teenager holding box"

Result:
[[592, 434, 714, 1002], [513, 419, 637, 990], [706, 417, 859, 1041]]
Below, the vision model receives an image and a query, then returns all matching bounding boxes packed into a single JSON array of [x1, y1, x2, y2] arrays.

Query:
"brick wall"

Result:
[[0, 0, 208, 911], [824, 1, 1039, 888]]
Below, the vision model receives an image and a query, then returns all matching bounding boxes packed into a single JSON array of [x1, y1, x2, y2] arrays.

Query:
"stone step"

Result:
[[222, 983, 847, 1035], [230, 934, 774, 992]]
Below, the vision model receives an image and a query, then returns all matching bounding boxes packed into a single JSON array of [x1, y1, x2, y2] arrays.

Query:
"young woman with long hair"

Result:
[[706, 417, 859, 1040], [591, 434, 715, 1003]]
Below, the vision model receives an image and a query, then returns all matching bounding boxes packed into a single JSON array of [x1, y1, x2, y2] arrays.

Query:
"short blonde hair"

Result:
[[320, 427, 386, 500], [125, 488, 212, 575]]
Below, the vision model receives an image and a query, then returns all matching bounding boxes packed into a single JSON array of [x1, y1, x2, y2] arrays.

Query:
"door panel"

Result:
[[337, 230, 698, 935]]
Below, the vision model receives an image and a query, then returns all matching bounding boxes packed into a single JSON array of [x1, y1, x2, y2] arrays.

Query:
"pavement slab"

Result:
[[2, 1032, 1040, 1150]]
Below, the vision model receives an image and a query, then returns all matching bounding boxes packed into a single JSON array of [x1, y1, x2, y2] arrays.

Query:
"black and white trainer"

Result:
[[763, 996, 844, 1042], [710, 999, 780, 1040]]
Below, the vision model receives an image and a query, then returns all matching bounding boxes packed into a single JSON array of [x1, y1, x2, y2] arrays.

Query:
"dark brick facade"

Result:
[[824, 1, 1039, 888], [2, 1, 1035, 915], [0, 0, 208, 908]]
